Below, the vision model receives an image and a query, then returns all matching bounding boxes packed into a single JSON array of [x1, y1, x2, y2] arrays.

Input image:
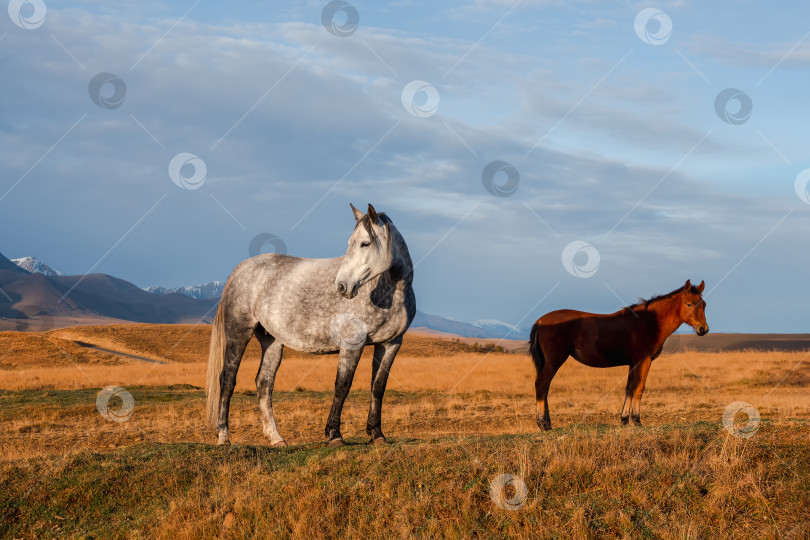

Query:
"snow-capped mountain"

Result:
[[144, 280, 528, 338], [410, 312, 528, 339], [12, 256, 62, 277], [145, 281, 224, 300], [471, 319, 526, 338]]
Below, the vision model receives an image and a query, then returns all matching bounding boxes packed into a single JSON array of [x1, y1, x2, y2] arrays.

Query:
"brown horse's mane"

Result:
[[624, 285, 702, 313]]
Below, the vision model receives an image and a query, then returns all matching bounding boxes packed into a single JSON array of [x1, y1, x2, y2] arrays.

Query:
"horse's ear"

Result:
[[350, 203, 364, 221], [697, 280, 705, 293], [367, 204, 379, 225], [683, 279, 691, 291]]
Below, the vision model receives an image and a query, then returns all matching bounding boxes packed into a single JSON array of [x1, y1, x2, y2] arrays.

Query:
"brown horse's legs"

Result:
[[621, 358, 651, 426], [535, 353, 565, 431], [620, 366, 634, 425], [630, 358, 652, 425]]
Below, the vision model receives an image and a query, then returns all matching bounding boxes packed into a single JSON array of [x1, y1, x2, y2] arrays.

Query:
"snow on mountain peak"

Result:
[[471, 319, 522, 335], [12, 256, 62, 277], [145, 280, 224, 300]]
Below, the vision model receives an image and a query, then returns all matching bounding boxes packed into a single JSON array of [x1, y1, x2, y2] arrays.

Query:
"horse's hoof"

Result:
[[217, 429, 231, 445], [271, 440, 288, 448], [620, 417, 629, 426], [328, 438, 345, 448], [372, 436, 387, 446]]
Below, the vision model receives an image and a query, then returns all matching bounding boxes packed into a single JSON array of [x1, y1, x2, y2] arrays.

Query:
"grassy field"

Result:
[[1, 324, 808, 538]]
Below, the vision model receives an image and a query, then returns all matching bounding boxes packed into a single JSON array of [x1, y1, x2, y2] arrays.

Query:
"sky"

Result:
[[1, 0, 809, 333]]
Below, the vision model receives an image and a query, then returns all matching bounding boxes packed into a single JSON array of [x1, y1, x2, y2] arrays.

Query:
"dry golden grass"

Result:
[[1, 324, 808, 538], [2, 343, 808, 451], [0, 323, 512, 367], [0, 332, 122, 369], [1, 388, 808, 538]]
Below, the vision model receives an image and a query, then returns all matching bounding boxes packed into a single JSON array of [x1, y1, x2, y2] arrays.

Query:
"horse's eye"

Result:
[[360, 241, 371, 248], [686, 303, 692, 307]]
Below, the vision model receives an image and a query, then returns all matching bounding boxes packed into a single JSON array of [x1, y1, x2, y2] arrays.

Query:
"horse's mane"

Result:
[[624, 284, 702, 312], [354, 213, 391, 239]]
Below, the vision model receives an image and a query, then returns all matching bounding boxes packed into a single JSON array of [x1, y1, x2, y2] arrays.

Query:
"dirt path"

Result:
[[72, 341, 166, 364]]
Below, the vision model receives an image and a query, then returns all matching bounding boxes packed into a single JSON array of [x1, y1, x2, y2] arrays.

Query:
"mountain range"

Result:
[[3, 254, 528, 338], [145, 281, 225, 300], [0, 253, 218, 330], [144, 281, 527, 339]]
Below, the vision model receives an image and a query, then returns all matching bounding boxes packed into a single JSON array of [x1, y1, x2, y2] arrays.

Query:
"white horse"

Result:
[[206, 204, 415, 447]]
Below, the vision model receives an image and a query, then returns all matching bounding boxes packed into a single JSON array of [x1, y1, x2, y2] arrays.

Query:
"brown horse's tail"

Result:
[[528, 321, 545, 373], [206, 304, 226, 427]]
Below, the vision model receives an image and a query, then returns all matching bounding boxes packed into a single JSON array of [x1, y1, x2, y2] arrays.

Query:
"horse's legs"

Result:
[[621, 357, 651, 426], [535, 350, 566, 431], [254, 331, 286, 447], [216, 327, 253, 445], [324, 346, 364, 446], [620, 367, 633, 425], [630, 357, 652, 425], [366, 337, 402, 444]]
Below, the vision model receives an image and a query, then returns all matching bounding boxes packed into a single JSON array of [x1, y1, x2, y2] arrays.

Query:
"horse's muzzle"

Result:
[[696, 325, 709, 336], [336, 280, 358, 299]]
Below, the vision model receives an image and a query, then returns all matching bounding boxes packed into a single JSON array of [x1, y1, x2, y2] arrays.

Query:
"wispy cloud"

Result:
[[1, 2, 808, 331]]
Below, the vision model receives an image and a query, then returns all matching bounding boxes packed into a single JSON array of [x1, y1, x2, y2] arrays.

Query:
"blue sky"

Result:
[[1, 0, 809, 332]]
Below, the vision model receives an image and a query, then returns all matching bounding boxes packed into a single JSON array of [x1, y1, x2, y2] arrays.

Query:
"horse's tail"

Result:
[[206, 304, 226, 427], [528, 320, 545, 373]]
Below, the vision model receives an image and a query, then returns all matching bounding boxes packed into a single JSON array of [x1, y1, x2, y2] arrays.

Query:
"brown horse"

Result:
[[528, 280, 708, 430]]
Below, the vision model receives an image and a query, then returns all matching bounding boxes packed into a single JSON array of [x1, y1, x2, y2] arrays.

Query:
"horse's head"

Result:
[[679, 279, 708, 336], [335, 203, 393, 299]]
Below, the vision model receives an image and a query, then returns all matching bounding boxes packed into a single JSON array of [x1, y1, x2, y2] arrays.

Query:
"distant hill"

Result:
[[3, 249, 809, 351], [663, 332, 810, 353], [14, 255, 805, 350], [3, 251, 525, 336], [0, 252, 217, 330], [411, 311, 528, 339], [0, 252, 29, 275]]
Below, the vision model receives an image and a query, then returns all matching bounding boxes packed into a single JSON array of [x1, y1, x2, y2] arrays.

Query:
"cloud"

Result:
[[686, 35, 810, 70], [1, 3, 808, 332]]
